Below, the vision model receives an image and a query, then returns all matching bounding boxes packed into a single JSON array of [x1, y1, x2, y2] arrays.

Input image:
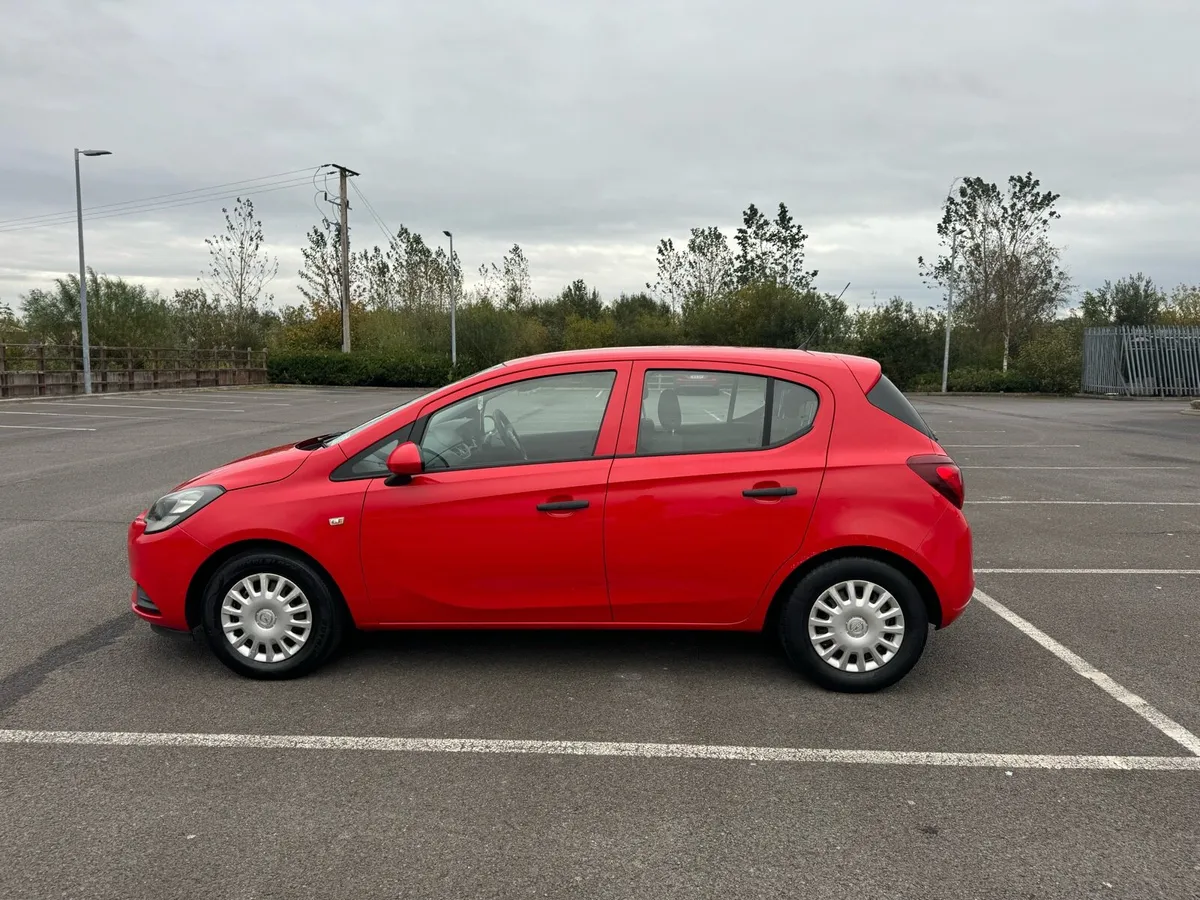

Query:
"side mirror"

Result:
[[385, 441, 424, 483]]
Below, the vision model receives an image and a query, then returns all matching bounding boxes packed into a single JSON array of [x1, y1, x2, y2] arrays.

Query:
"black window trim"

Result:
[[329, 421, 416, 482], [633, 368, 820, 460], [334, 368, 620, 479]]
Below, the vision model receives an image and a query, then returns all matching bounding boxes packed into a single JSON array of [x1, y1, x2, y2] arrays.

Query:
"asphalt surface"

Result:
[[1, 386, 1198, 899]]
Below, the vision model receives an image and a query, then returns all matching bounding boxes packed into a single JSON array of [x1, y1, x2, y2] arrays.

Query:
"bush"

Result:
[[908, 368, 1051, 393], [267, 351, 481, 388], [1013, 323, 1083, 394]]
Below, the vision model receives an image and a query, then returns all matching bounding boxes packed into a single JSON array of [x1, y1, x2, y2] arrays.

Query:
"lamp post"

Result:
[[75, 148, 112, 395], [940, 176, 963, 394], [442, 230, 457, 367]]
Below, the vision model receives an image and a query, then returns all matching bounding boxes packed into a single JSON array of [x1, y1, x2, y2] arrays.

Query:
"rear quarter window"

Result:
[[866, 375, 935, 438]]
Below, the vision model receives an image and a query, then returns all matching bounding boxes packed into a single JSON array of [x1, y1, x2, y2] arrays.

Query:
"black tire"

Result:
[[778, 557, 929, 693], [201, 551, 345, 680]]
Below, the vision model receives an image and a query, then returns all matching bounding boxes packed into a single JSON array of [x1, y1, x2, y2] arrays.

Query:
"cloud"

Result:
[[2, 0, 1198, 313]]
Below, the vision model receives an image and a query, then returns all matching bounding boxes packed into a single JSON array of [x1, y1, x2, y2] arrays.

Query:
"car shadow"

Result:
[[341, 626, 789, 673]]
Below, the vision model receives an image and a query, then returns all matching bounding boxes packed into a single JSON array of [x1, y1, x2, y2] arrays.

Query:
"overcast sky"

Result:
[[2, 0, 1198, 313]]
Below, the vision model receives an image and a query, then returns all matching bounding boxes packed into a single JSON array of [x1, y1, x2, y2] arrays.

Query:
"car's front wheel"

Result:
[[201, 550, 345, 679], [778, 557, 929, 692]]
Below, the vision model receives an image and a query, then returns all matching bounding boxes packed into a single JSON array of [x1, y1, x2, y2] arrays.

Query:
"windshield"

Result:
[[322, 363, 508, 448], [322, 397, 422, 447]]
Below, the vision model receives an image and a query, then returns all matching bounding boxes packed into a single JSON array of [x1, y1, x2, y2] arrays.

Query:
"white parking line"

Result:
[[973, 589, 1200, 756], [0, 424, 97, 432], [0, 410, 155, 420], [970, 500, 1200, 506], [0, 729, 1196, 770], [977, 568, 1200, 575], [92, 396, 242, 405], [32, 402, 245, 413]]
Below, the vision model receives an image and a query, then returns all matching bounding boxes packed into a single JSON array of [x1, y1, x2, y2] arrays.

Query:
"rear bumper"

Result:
[[127, 515, 211, 632], [918, 506, 975, 628]]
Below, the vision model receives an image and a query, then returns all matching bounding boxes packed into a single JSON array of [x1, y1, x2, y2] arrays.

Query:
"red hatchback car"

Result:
[[128, 347, 973, 691]]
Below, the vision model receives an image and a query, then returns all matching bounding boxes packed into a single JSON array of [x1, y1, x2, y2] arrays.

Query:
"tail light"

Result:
[[907, 454, 965, 509]]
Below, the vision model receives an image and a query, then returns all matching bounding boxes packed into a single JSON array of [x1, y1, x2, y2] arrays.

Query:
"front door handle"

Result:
[[742, 486, 797, 498], [536, 500, 590, 512]]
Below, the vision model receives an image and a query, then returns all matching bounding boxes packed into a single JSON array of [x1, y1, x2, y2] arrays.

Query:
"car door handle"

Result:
[[536, 500, 590, 512], [742, 486, 797, 498]]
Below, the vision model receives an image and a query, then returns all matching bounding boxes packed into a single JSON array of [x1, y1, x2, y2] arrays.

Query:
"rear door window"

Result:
[[769, 379, 820, 445], [637, 369, 819, 455]]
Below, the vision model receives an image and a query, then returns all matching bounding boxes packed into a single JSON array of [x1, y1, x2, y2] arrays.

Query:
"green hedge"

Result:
[[267, 351, 482, 388], [269, 352, 1079, 396], [908, 368, 1060, 393]]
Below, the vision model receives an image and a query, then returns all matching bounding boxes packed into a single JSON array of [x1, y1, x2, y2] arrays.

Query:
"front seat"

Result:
[[656, 388, 683, 451], [639, 380, 657, 438]]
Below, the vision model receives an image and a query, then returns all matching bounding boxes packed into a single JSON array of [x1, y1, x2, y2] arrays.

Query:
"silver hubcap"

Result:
[[807, 580, 905, 673], [220, 573, 312, 664]]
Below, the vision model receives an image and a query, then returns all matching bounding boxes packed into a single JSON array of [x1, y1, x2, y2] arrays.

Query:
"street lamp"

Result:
[[75, 148, 111, 395], [442, 230, 457, 367], [940, 176, 963, 394]]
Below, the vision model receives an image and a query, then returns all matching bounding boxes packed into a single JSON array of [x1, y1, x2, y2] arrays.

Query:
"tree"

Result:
[[555, 279, 603, 320], [297, 224, 345, 314], [734, 202, 818, 290], [1161, 284, 1200, 325], [21, 270, 175, 347], [853, 298, 945, 389], [919, 173, 1071, 371], [1080, 273, 1164, 326], [648, 226, 735, 311], [474, 244, 534, 309], [0, 299, 22, 341], [167, 288, 226, 348], [202, 197, 279, 346], [681, 281, 848, 349], [388, 226, 452, 310]]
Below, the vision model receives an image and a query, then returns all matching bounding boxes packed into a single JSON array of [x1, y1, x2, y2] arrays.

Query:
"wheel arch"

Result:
[[761, 545, 942, 637], [185, 538, 354, 631]]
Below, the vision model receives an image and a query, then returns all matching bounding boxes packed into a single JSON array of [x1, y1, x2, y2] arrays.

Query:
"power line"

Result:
[[0, 175, 319, 234], [0, 166, 324, 228], [350, 181, 395, 245]]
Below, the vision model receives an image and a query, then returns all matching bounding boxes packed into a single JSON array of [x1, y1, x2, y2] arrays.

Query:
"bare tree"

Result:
[[476, 244, 534, 309], [203, 197, 279, 344]]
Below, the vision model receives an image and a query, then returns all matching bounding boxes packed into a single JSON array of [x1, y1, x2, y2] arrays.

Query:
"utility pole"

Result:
[[941, 228, 957, 394], [443, 230, 457, 367], [941, 176, 963, 394], [326, 163, 359, 353]]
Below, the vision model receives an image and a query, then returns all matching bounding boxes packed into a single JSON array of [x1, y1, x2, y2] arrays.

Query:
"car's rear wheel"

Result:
[[778, 557, 929, 692], [201, 551, 344, 679]]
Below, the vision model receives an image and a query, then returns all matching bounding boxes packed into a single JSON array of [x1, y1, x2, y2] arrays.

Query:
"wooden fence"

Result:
[[0, 344, 268, 398]]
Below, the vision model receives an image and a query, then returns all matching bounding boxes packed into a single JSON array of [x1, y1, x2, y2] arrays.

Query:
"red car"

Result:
[[128, 347, 973, 691]]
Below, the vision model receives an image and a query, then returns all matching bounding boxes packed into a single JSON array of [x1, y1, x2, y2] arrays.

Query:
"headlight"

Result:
[[144, 485, 225, 534]]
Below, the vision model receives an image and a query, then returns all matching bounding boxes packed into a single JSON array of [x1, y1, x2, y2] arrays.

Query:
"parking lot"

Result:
[[0, 386, 1197, 899]]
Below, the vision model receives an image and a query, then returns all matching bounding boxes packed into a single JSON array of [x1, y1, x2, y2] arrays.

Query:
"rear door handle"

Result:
[[536, 500, 590, 512], [742, 486, 797, 498]]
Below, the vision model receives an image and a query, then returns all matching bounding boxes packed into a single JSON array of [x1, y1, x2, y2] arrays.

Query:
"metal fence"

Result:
[[0, 344, 268, 398], [1082, 326, 1200, 397]]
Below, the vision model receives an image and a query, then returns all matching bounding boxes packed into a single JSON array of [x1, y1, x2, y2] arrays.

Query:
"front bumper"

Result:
[[127, 514, 212, 631]]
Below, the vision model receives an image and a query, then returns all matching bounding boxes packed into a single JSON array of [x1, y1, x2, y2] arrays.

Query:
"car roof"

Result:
[[501, 346, 882, 391]]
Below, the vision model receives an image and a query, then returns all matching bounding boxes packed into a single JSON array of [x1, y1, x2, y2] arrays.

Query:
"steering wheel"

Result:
[[490, 408, 527, 460]]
